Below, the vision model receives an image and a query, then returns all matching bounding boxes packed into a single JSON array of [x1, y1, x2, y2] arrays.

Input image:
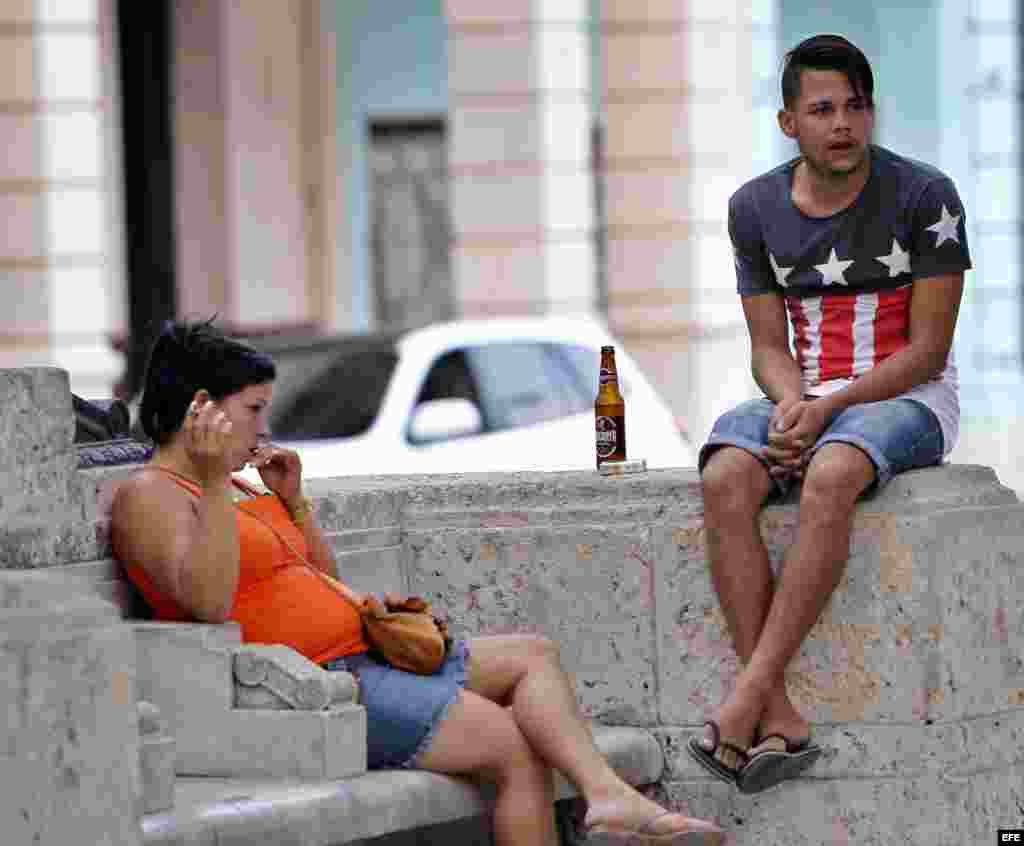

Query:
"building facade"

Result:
[[1, 0, 1020, 488]]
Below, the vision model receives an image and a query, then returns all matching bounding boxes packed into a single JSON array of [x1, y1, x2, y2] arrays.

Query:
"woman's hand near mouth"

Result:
[[250, 443, 304, 506]]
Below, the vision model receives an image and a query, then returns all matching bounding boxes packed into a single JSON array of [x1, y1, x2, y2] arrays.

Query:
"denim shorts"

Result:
[[699, 397, 944, 495], [323, 638, 470, 769]]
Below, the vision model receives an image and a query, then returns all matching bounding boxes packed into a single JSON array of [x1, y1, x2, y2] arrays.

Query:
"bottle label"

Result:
[[599, 368, 616, 385], [595, 415, 619, 458]]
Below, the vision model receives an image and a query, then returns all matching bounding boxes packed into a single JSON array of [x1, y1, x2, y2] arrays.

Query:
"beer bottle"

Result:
[[594, 345, 626, 467]]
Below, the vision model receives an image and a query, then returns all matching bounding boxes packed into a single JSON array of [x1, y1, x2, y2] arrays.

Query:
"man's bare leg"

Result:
[[710, 443, 875, 748], [699, 447, 806, 754]]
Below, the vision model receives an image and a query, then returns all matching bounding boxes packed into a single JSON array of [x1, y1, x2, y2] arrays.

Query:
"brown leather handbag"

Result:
[[322, 575, 452, 676]]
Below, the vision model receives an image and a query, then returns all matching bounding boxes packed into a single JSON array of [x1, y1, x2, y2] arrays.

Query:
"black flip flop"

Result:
[[685, 721, 748, 786], [736, 734, 822, 794]]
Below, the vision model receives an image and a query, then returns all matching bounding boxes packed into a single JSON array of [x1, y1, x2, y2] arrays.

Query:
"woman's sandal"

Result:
[[736, 733, 822, 794], [584, 810, 725, 845], [685, 720, 749, 786]]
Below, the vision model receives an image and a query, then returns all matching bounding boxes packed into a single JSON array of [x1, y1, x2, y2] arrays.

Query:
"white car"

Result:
[[246, 317, 695, 479]]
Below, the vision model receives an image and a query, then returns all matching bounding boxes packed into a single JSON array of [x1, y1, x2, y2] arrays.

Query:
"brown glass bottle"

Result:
[[594, 345, 626, 467]]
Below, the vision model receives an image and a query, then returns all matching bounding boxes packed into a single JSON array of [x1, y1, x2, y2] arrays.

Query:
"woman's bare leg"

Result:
[[465, 635, 721, 837], [415, 688, 559, 846]]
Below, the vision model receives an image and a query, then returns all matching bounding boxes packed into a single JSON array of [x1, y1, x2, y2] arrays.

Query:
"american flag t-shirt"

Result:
[[787, 285, 913, 385], [728, 145, 972, 454]]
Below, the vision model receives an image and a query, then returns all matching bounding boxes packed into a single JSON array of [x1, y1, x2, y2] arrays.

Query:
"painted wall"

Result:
[[333, 1, 447, 332]]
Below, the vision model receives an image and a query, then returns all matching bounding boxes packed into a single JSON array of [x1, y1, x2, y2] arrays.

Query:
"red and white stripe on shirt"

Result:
[[786, 285, 912, 390]]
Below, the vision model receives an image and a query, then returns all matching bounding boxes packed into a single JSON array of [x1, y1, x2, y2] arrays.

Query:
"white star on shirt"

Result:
[[875, 238, 911, 277], [769, 252, 794, 287], [927, 205, 961, 247], [814, 248, 854, 286]]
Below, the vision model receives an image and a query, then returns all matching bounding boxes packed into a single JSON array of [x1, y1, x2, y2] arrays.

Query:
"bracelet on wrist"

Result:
[[284, 495, 313, 526]]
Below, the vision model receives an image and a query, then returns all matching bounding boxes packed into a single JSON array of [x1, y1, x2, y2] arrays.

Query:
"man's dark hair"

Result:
[[781, 34, 874, 110], [138, 318, 276, 444]]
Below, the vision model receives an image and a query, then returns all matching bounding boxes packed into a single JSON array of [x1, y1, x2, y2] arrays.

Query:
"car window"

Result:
[[465, 342, 593, 431], [560, 342, 631, 397], [555, 343, 600, 405], [415, 350, 479, 406], [269, 347, 399, 439]]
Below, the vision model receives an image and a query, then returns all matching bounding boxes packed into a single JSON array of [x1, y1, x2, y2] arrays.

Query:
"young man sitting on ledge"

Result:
[[689, 33, 970, 794]]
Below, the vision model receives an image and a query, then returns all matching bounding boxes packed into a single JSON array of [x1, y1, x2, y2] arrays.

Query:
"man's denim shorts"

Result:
[[323, 638, 470, 769], [698, 397, 944, 495]]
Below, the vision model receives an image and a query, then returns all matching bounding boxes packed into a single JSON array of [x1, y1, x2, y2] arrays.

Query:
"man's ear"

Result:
[[778, 108, 796, 139], [191, 388, 211, 409]]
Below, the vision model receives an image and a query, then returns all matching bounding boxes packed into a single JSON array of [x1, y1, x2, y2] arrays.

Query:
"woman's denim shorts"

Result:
[[323, 638, 470, 769], [699, 397, 944, 496]]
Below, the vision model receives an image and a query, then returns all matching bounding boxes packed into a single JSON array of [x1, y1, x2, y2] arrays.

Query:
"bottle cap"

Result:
[[598, 459, 647, 476]]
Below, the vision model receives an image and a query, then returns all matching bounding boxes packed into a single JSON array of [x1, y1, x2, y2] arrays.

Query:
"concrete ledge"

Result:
[[658, 706, 1024, 782], [138, 701, 176, 815], [60, 558, 149, 617], [6, 360, 1023, 846], [68, 460, 1024, 843], [658, 766, 1024, 844], [141, 724, 662, 846], [0, 569, 142, 845]]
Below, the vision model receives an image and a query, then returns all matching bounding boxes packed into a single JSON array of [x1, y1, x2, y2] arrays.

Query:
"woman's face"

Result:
[[212, 381, 274, 470]]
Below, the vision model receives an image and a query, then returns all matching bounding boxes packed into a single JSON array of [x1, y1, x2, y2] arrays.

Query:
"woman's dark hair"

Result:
[[138, 319, 276, 444], [781, 34, 874, 110]]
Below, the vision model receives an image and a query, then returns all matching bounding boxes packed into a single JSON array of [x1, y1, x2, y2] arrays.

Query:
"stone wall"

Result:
[[0, 571, 141, 845], [0, 369, 101, 569], [5, 365, 1024, 844], [301, 463, 1024, 842]]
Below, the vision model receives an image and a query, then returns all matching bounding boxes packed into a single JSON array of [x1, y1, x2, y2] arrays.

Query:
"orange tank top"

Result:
[[120, 469, 368, 665]]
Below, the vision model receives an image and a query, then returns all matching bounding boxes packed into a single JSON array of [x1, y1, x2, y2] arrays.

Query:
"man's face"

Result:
[[778, 69, 874, 180]]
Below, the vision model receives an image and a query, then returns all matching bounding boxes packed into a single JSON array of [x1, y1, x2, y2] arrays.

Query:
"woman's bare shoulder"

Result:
[[111, 468, 196, 531], [110, 469, 203, 608]]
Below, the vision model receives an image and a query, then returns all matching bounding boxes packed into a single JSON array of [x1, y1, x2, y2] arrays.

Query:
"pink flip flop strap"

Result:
[[638, 810, 672, 835]]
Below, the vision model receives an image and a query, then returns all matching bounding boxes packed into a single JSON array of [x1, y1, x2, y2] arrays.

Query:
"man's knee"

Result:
[[801, 444, 875, 512], [701, 447, 770, 514]]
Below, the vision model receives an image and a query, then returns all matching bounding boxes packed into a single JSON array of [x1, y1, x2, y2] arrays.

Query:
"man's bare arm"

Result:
[[741, 292, 809, 469], [743, 292, 803, 405], [813, 273, 964, 417], [769, 272, 965, 454]]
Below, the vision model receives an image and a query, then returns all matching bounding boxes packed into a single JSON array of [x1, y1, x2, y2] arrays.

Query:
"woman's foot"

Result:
[[583, 790, 721, 839]]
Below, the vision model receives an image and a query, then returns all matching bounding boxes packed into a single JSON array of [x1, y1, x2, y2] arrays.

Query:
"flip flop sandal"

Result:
[[736, 734, 822, 794], [584, 810, 725, 845], [685, 720, 749, 786]]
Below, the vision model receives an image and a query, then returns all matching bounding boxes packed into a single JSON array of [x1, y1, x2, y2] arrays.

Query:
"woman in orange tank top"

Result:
[[111, 320, 722, 846]]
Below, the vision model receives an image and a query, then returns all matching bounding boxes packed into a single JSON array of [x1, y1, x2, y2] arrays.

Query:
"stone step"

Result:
[[141, 724, 662, 846], [660, 765, 1023, 845]]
